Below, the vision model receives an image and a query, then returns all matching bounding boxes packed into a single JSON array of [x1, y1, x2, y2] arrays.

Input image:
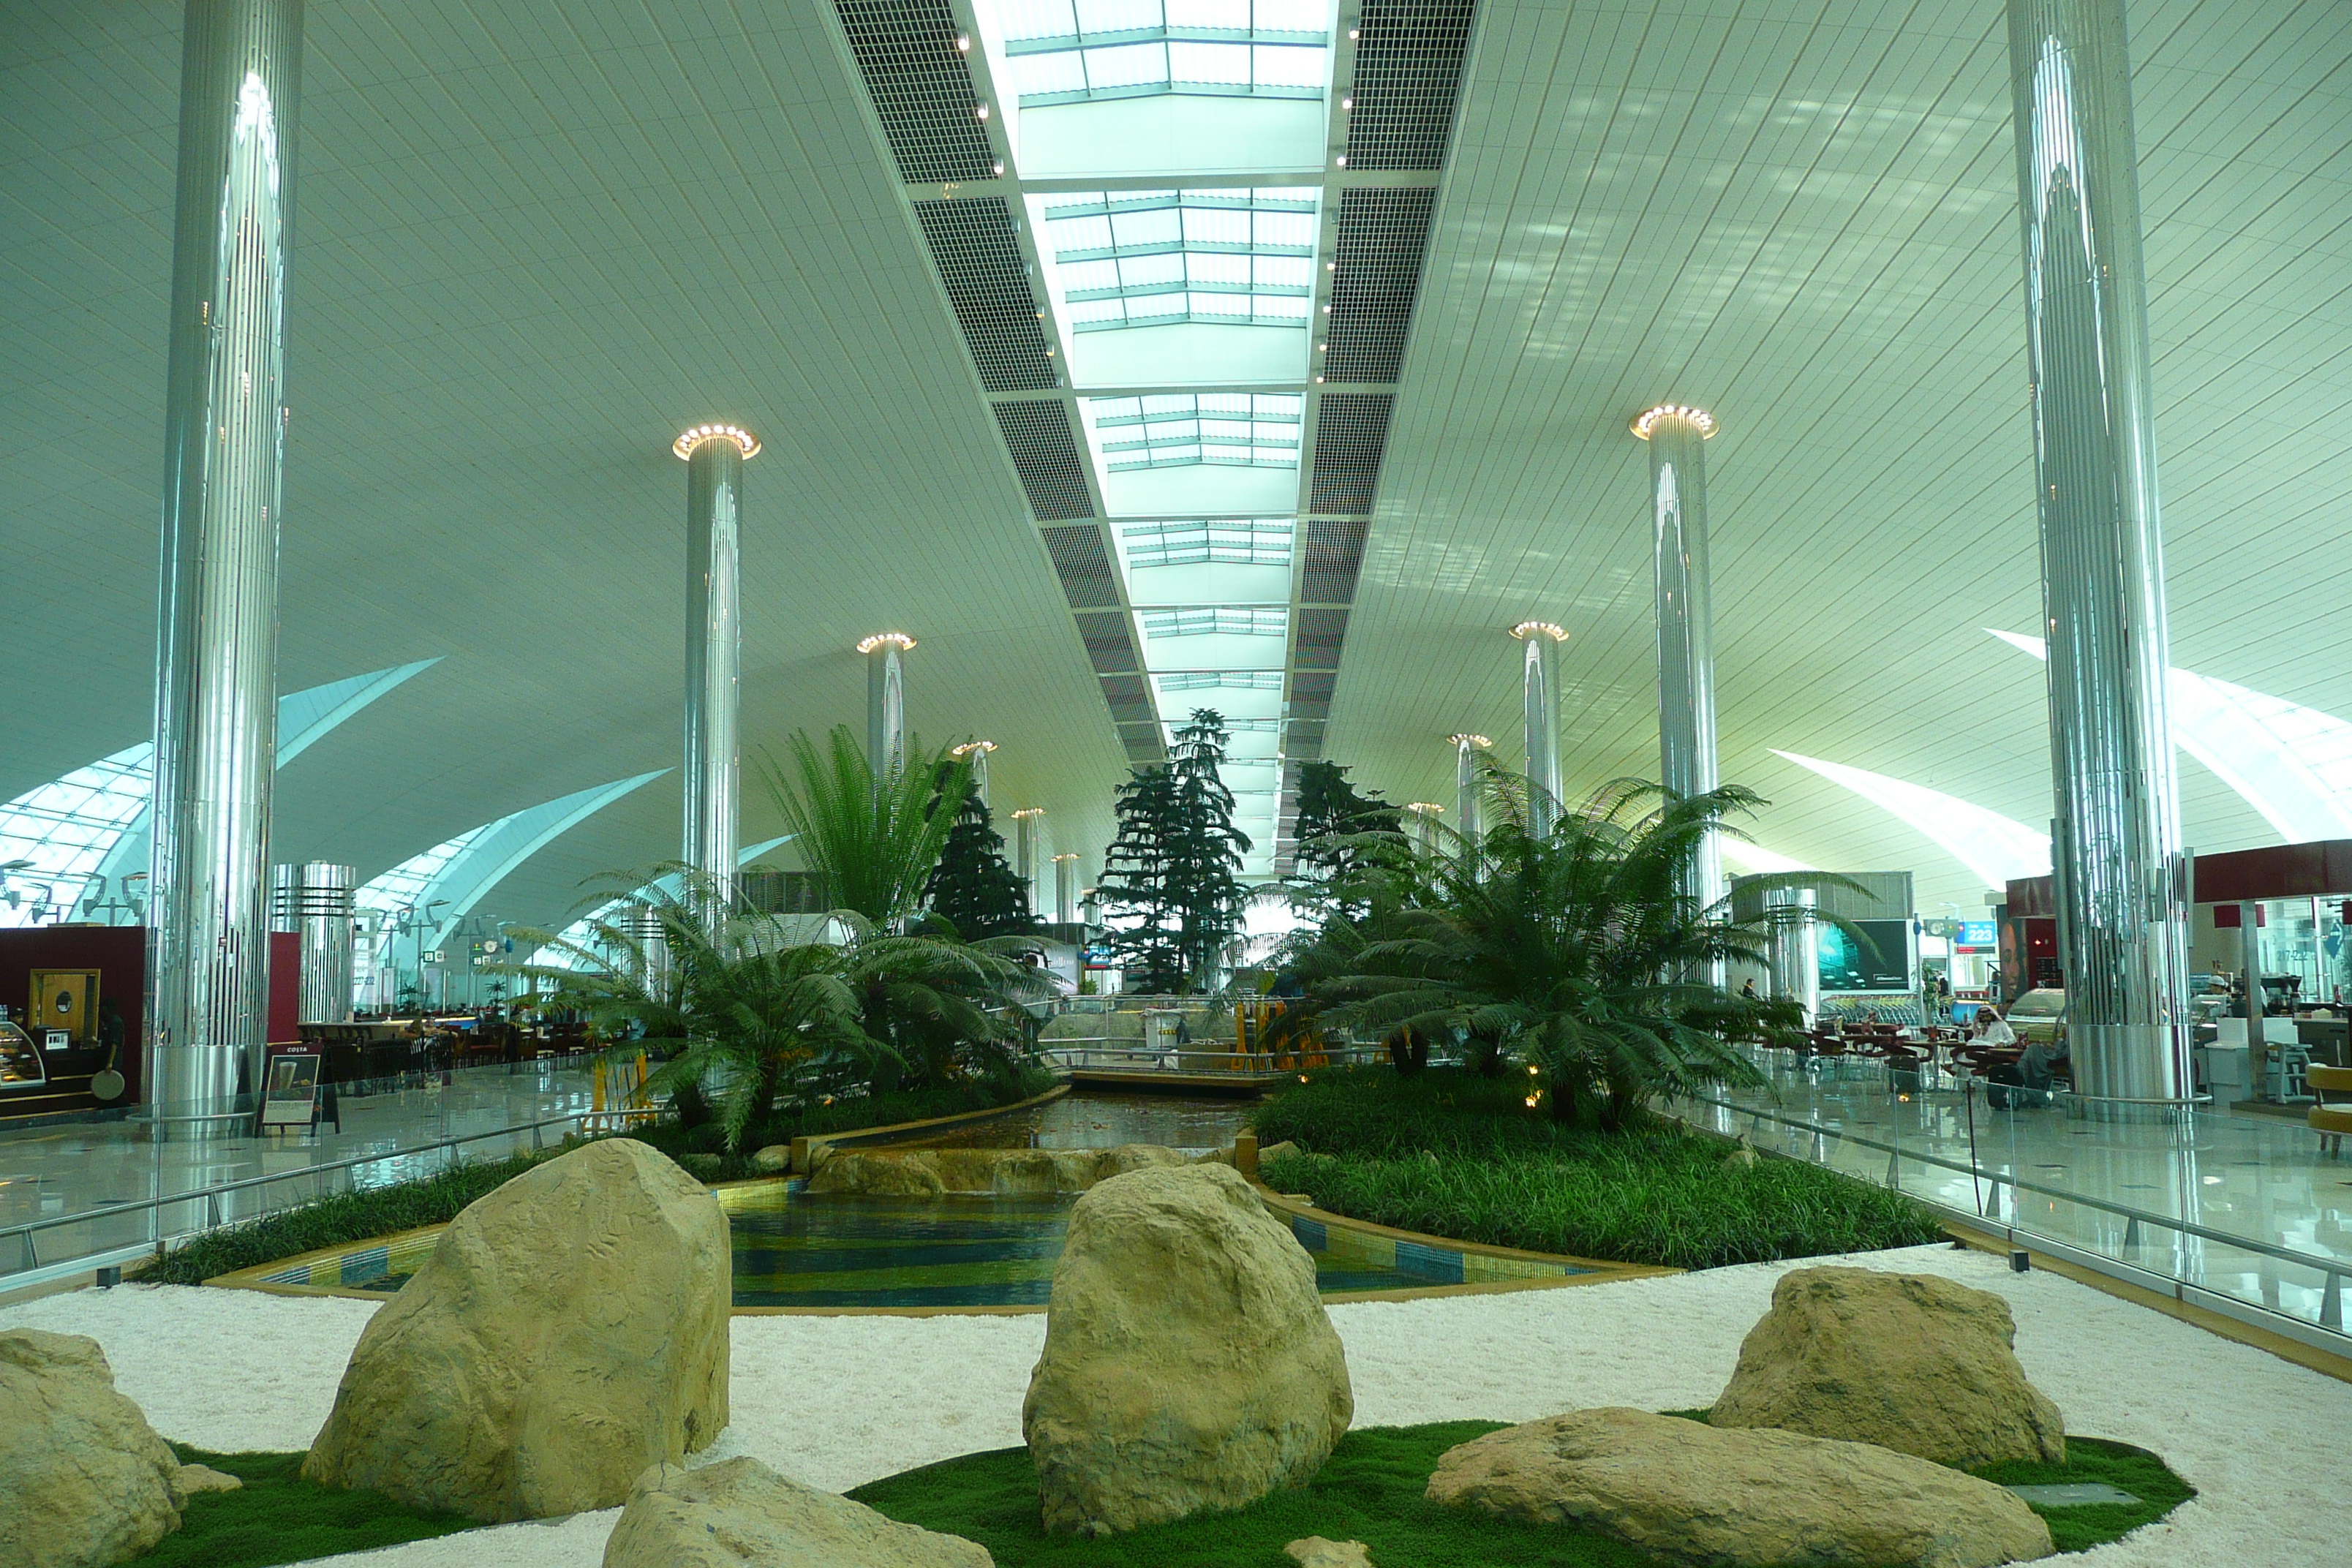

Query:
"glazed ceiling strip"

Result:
[[829, 0, 1475, 876]]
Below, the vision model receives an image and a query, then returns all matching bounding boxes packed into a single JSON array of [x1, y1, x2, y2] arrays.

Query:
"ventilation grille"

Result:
[[1104, 689, 1156, 724], [1326, 188, 1434, 384], [1294, 608, 1349, 668], [1299, 519, 1369, 604], [1286, 720, 1326, 759], [1343, 0, 1477, 171], [1039, 523, 1120, 606], [916, 200, 1060, 393], [1291, 670, 1336, 704], [1122, 724, 1166, 764], [835, 0, 998, 184], [1308, 395, 1393, 514], [1098, 673, 1149, 704], [1074, 610, 1139, 673], [995, 403, 1095, 520]]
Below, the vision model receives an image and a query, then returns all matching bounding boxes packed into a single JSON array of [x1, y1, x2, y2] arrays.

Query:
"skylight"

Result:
[[1040, 189, 1316, 332], [992, 0, 1330, 106], [1157, 669, 1286, 690], [1087, 393, 1300, 469], [1141, 606, 1289, 637], [1122, 519, 1292, 567]]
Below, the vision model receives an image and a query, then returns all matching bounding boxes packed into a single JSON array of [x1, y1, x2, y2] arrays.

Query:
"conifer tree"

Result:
[[1098, 709, 1251, 992], [1097, 764, 1183, 991], [922, 775, 1036, 938], [1292, 759, 1401, 921]]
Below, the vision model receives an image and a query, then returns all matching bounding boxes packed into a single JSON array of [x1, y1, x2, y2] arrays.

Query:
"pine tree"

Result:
[[1097, 765, 1184, 992], [1165, 709, 1251, 987], [1292, 759, 1401, 921], [922, 776, 1036, 939]]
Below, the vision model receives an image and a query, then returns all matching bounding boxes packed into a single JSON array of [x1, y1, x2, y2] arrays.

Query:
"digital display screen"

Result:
[[1819, 919, 1915, 992], [1959, 921, 1997, 948]]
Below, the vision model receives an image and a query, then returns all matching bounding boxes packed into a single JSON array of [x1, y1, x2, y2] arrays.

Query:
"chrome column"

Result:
[[676, 425, 756, 902], [1449, 735, 1488, 871], [1510, 622, 1568, 836], [268, 862, 353, 1023], [1765, 886, 1820, 1026], [1053, 853, 1079, 927], [2008, 0, 2192, 1110], [1011, 809, 1044, 913], [951, 739, 995, 808], [860, 633, 913, 783], [1634, 404, 1722, 919], [1404, 802, 1443, 858], [148, 0, 304, 1132]]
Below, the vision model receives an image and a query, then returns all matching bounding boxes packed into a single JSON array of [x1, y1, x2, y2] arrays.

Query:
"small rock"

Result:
[[751, 1145, 793, 1173], [1285, 1537, 1373, 1567], [600, 1458, 992, 1567], [1023, 1163, 1353, 1535], [1259, 1140, 1300, 1165], [1428, 1406, 2051, 1568], [1709, 1266, 2066, 1466], [173, 1463, 244, 1496], [0, 1329, 189, 1568], [304, 1139, 733, 1522]]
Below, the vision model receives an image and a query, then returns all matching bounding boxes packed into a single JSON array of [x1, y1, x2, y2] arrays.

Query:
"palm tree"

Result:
[[764, 725, 965, 927], [1278, 774, 1816, 1130], [503, 868, 1048, 1150]]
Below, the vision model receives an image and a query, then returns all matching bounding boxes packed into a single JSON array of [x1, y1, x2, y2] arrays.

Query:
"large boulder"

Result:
[[1709, 1267, 2066, 1466], [1428, 1407, 2053, 1568], [0, 1329, 197, 1568], [600, 1458, 991, 1568], [1022, 1161, 1352, 1535], [807, 1144, 1190, 1196], [304, 1138, 732, 1522]]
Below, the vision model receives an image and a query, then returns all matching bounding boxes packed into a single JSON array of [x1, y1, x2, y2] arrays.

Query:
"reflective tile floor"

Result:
[[1677, 1052, 2352, 1336], [0, 1060, 595, 1281]]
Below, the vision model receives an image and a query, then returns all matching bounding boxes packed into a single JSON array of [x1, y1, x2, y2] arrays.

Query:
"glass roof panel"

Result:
[[1140, 606, 1289, 637], [1038, 189, 1319, 335], [1156, 669, 1285, 690], [1121, 518, 1292, 567], [985, 0, 1331, 105], [1084, 393, 1300, 470]]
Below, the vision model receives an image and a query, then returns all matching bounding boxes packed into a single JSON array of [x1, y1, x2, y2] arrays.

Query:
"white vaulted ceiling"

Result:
[[2, 0, 2348, 930]]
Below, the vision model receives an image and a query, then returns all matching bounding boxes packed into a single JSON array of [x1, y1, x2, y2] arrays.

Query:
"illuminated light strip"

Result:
[[1629, 404, 1718, 440], [671, 423, 761, 460]]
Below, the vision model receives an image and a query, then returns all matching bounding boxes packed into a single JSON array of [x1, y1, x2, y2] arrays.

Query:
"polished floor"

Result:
[[0, 1059, 595, 1282], [1678, 1052, 2352, 1338]]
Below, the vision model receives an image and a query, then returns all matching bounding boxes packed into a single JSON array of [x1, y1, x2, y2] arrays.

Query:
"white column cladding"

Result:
[[860, 633, 914, 783], [1765, 885, 1820, 1026], [1011, 809, 1044, 916], [2007, 0, 2192, 1109], [676, 424, 756, 903], [148, 0, 304, 1132], [1634, 404, 1723, 923], [1449, 736, 1488, 870], [268, 862, 353, 1024], [1053, 853, 1079, 926], [1511, 622, 1568, 835], [1405, 802, 1444, 857], [951, 740, 995, 808]]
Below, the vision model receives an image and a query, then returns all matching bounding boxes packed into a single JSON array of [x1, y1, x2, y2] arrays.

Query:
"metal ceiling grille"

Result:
[[1293, 607, 1349, 668], [1289, 670, 1336, 704], [916, 200, 1061, 393], [1074, 609, 1141, 673], [834, 0, 998, 184], [1343, 0, 1477, 171], [993, 402, 1096, 520], [1325, 187, 1434, 383], [1039, 523, 1121, 606], [1299, 517, 1368, 603], [1308, 394, 1393, 514]]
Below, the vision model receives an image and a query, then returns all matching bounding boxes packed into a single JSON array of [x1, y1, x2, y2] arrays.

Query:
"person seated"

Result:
[[1973, 1006, 2016, 1047]]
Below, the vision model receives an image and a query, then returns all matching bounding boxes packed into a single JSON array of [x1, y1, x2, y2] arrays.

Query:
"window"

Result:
[[1139, 606, 1289, 637], [1122, 518, 1292, 567], [1086, 392, 1300, 469], [1042, 189, 1317, 331], [985, 0, 1332, 105]]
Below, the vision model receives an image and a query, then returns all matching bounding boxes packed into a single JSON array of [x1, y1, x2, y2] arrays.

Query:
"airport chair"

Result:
[[2310, 1065, 2352, 1156]]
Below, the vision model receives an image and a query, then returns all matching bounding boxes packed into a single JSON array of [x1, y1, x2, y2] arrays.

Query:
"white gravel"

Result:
[[5, 1244, 2342, 1566]]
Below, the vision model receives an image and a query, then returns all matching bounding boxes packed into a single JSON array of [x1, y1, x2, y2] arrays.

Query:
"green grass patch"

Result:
[[849, 1421, 2188, 1564], [135, 1446, 475, 1567], [135, 1068, 1058, 1284], [1253, 1069, 1945, 1270], [848, 1422, 1660, 1567]]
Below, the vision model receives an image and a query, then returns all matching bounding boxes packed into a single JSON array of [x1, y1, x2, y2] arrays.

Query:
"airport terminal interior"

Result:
[[3, 0, 2350, 1564]]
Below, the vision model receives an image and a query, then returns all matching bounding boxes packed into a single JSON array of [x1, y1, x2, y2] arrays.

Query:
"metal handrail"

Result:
[[1684, 1075, 2351, 1329], [0, 1107, 594, 1277]]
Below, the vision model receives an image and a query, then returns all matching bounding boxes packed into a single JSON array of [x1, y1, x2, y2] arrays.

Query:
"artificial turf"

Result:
[[135, 1445, 476, 1567], [848, 1422, 2193, 1567]]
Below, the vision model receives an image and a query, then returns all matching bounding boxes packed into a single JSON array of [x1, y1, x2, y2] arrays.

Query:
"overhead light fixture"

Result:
[[672, 423, 761, 460], [1629, 404, 1719, 440], [855, 633, 916, 654], [1509, 621, 1569, 642], [957, 34, 970, 50], [1405, 802, 1444, 816], [1448, 734, 1491, 749], [951, 740, 996, 757]]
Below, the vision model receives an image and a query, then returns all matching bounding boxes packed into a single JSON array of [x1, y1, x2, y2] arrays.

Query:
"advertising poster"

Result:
[[1818, 918, 1915, 992]]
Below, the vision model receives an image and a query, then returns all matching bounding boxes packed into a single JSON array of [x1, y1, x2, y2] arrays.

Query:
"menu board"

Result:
[[259, 1050, 322, 1128]]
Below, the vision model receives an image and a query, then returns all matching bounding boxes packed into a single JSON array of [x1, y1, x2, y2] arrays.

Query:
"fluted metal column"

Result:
[[148, 0, 304, 1132], [1011, 809, 1044, 913], [1404, 802, 1444, 858], [1053, 853, 1079, 926], [2008, 0, 2191, 1109], [859, 633, 913, 784], [676, 424, 756, 903], [1765, 885, 1820, 1026], [268, 862, 353, 1024], [1511, 622, 1568, 835], [1634, 404, 1722, 919], [951, 740, 995, 807], [1449, 736, 1487, 871]]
